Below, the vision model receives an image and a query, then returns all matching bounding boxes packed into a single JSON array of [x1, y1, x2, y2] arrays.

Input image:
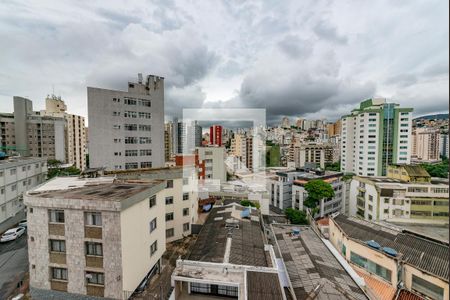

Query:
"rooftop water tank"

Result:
[[366, 240, 381, 249]]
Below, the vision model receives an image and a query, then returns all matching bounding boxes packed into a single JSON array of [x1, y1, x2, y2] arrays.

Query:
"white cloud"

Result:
[[0, 0, 447, 125]]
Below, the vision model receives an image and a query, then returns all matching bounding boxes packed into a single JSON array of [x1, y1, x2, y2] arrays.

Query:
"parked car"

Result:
[[18, 219, 27, 228], [0, 227, 26, 242]]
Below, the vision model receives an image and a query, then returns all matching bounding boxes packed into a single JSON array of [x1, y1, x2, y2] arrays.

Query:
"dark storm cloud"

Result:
[[0, 0, 447, 123]]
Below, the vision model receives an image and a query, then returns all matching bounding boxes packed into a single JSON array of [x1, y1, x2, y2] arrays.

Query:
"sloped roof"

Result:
[[401, 165, 430, 178], [396, 289, 425, 300], [333, 215, 449, 282], [355, 269, 396, 300]]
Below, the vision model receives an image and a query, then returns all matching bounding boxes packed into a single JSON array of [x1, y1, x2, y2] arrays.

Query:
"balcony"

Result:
[[86, 256, 103, 268], [49, 252, 66, 265], [50, 280, 68, 292], [85, 226, 102, 239], [86, 285, 104, 297], [48, 223, 65, 236]]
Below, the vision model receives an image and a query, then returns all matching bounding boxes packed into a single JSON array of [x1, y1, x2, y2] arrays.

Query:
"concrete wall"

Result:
[[120, 191, 166, 293], [88, 76, 164, 171]]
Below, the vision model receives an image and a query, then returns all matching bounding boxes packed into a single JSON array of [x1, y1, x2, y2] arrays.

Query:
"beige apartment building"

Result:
[[350, 165, 449, 224], [0, 97, 66, 161], [412, 127, 441, 162], [25, 176, 167, 299], [106, 166, 199, 243], [329, 214, 449, 300], [41, 95, 87, 170], [289, 142, 334, 168]]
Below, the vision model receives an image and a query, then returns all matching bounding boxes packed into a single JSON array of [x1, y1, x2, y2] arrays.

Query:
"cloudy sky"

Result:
[[0, 0, 448, 125]]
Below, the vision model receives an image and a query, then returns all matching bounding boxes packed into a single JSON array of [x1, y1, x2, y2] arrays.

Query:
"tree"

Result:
[[47, 160, 81, 179], [325, 161, 340, 172], [240, 200, 260, 209], [303, 179, 335, 209], [421, 159, 449, 178], [285, 208, 308, 225]]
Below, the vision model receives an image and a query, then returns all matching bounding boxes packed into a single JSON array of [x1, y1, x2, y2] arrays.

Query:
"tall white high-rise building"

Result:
[[340, 98, 413, 176], [411, 127, 441, 162], [88, 74, 165, 170]]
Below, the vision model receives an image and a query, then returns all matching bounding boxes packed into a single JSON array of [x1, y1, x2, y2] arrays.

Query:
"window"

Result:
[[124, 98, 137, 105], [49, 210, 65, 223], [166, 180, 174, 188], [431, 188, 448, 194], [149, 195, 156, 208], [150, 240, 158, 256], [350, 252, 392, 282], [183, 178, 189, 185], [139, 137, 151, 144], [150, 217, 157, 233], [85, 242, 103, 256], [124, 111, 137, 118], [49, 239, 66, 253], [183, 193, 189, 201], [51, 267, 67, 281], [112, 125, 121, 130], [139, 125, 151, 131], [183, 208, 189, 216], [124, 124, 137, 131], [183, 223, 190, 232], [166, 213, 174, 221], [10, 168, 16, 175], [85, 212, 102, 226], [124, 137, 138, 144], [125, 162, 138, 169], [140, 149, 152, 156], [166, 228, 174, 238], [140, 162, 152, 168], [408, 187, 428, 193], [138, 112, 151, 119], [86, 272, 105, 285], [139, 99, 151, 107], [125, 150, 138, 157], [412, 275, 444, 300], [22, 166, 26, 172], [165, 197, 174, 205]]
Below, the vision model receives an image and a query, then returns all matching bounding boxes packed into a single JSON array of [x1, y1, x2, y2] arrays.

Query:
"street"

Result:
[[0, 233, 28, 299]]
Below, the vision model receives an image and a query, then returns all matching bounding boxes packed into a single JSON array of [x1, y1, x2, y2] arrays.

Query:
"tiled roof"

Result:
[[355, 269, 396, 300], [188, 203, 269, 267], [272, 225, 368, 300], [246, 271, 284, 300], [395, 289, 425, 300], [333, 215, 449, 282]]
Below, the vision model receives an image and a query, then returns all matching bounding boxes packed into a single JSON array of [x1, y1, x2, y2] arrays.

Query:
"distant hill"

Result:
[[414, 113, 448, 120]]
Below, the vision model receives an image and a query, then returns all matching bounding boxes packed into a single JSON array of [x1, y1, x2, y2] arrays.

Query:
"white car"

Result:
[[0, 227, 26, 242], [18, 219, 27, 228]]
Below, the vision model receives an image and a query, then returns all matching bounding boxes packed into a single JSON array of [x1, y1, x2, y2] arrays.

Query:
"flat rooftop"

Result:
[[188, 203, 270, 267], [272, 225, 368, 300], [334, 214, 449, 282], [28, 176, 163, 202]]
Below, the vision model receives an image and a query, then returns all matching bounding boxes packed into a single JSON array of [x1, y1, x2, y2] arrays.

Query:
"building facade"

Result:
[[88, 74, 165, 171], [25, 177, 167, 299], [0, 97, 66, 161], [340, 98, 413, 176], [41, 95, 87, 170], [106, 167, 199, 243], [292, 171, 345, 218], [196, 147, 226, 183], [173, 120, 202, 154], [209, 125, 222, 146], [289, 142, 334, 169], [329, 214, 449, 300], [0, 157, 47, 227], [439, 133, 449, 159], [349, 166, 448, 223], [411, 127, 441, 162]]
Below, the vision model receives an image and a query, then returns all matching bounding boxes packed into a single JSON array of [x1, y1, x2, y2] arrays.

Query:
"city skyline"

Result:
[[0, 0, 448, 125]]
